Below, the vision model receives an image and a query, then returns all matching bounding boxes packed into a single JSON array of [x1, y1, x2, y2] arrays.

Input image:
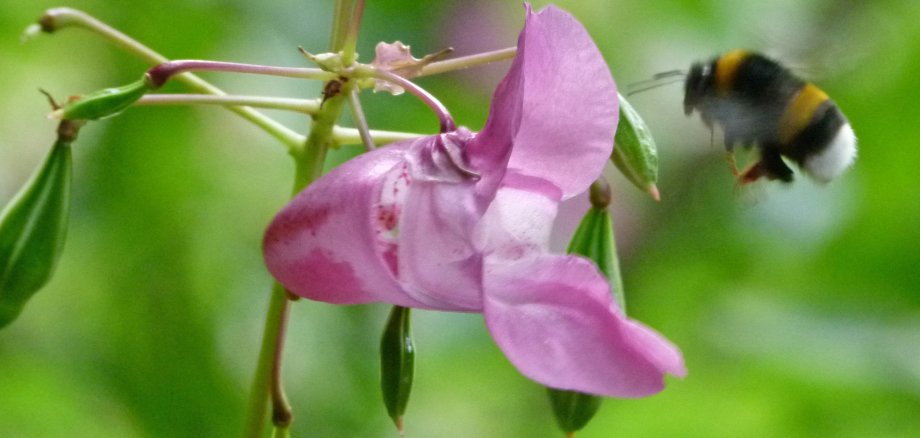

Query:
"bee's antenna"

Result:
[[626, 70, 686, 96]]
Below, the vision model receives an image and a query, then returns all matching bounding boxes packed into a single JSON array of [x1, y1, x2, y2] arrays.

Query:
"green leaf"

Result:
[[380, 305, 414, 432], [0, 134, 73, 329], [612, 93, 660, 200], [547, 387, 604, 433], [56, 78, 152, 121]]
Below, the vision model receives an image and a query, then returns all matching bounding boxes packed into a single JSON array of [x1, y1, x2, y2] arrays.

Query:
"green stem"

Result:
[[329, 0, 354, 52], [137, 94, 321, 115], [145, 60, 335, 88], [137, 90, 422, 147], [244, 122, 335, 434], [332, 126, 424, 147], [270, 290, 294, 431], [270, 427, 291, 438], [31, 7, 303, 151], [418, 46, 517, 77], [341, 0, 365, 66], [346, 89, 375, 151], [245, 81, 355, 438], [241, 75, 352, 438], [294, 88, 349, 190], [136, 95, 424, 146], [244, 283, 291, 438]]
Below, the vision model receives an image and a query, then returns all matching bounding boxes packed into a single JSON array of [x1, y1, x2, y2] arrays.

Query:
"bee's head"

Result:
[[683, 61, 711, 115]]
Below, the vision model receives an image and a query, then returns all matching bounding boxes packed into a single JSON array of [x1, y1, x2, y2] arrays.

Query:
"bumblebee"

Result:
[[683, 49, 857, 184]]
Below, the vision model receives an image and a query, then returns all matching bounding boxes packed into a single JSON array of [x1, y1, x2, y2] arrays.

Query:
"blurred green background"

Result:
[[1, 0, 918, 436]]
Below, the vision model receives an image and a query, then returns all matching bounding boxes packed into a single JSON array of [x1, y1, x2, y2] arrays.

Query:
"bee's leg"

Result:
[[760, 146, 794, 182], [738, 147, 793, 184], [737, 160, 766, 185], [725, 152, 741, 177]]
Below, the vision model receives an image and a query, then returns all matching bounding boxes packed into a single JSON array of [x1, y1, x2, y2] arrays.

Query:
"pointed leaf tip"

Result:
[[612, 93, 659, 199], [649, 184, 661, 202]]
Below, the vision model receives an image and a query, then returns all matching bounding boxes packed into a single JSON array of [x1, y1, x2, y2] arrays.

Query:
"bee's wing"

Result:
[[753, 1, 887, 83]]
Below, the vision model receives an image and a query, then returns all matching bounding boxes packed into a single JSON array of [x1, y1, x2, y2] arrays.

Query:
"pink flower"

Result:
[[263, 4, 685, 397]]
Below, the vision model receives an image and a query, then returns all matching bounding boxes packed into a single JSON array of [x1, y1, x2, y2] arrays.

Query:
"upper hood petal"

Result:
[[473, 5, 618, 200]]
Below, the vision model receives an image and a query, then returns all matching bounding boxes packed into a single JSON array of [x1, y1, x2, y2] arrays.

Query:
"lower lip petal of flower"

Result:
[[482, 253, 685, 398]]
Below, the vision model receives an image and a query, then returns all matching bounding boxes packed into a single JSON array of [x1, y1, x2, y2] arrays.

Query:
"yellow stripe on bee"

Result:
[[714, 49, 750, 95], [778, 83, 829, 145]]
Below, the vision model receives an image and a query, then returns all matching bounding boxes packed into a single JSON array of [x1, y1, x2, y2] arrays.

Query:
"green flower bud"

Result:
[[380, 305, 414, 433], [547, 388, 604, 434], [612, 93, 660, 201], [52, 78, 152, 121], [0, 121, 79, 329]]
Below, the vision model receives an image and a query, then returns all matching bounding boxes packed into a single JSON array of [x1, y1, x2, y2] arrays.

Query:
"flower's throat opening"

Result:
[[436, 132, 480, 181]]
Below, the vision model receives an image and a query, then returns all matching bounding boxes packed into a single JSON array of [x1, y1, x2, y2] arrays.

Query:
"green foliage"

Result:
[[1, 1, 919, 437]]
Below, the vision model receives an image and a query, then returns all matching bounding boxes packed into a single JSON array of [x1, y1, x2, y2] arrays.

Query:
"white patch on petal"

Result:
[[475, 186, 558, 262], [804, 123, 857, 183], [374, 162, 411, 251]]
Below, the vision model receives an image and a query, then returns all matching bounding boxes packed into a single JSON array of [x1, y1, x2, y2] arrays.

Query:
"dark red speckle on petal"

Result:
[[375, 204, 401, 231]]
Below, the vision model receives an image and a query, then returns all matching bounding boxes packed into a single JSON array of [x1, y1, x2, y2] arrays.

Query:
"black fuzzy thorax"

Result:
[[686, 53, 805, 149]]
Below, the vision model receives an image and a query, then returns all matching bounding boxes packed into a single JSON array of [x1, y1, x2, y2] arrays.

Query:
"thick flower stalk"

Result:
[[263, 5, 685, 397]]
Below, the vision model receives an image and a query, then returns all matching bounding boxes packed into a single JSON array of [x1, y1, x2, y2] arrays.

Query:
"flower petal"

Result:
[[464, 4, 527, 191], [263, 140, 428, 308], [482, 254, 685, 397], [505, 5, 618, 199], [474, 174, 562, 263], [396, 131, 487, 310], [396, 179, 484, 310]]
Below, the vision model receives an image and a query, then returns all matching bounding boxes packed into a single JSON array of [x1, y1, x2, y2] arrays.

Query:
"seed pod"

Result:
[[380, 305, 414, 433], [52, 78, 152, 121], [0, 121, 78, 328], [547, 387, 604, 434], [612, 93, 660, 201]]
